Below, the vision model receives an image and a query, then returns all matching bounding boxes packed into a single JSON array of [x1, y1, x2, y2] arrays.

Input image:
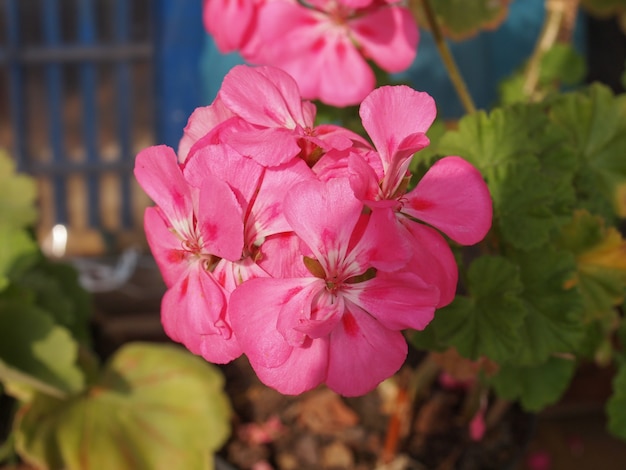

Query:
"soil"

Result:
[[217, 356, 534, 470]]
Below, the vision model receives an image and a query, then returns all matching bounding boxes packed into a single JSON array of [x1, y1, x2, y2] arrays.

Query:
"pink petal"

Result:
[[134, 145, 192, 225], [314, 123, 371, 152], [253, 336, 329, 395], [352, 271, 439, 331], [213, 257, 270, 294], [178, 98, 235, 162], [284, 178, 363, 274], [223, 127, 303, 167], [275, 279, 334, 344], [350, 6, 418, 73], [401, 221, 459, 307], [338, 0, 373, 8], [220, 65, 307, 129], [313, 147, 352, 182], [381, 132, 430, 198], [349, 207, 410, 272], [348, 151, 382, 202], [326, 304, 407, 396], [360, 86, 436, 166], [290, 289, 344, 340], [248, 159, 315, 244], [403, 156, 493, 245], [257, 233, 311, 279], [229, 277, 315, 368], [203, 0, 257, 53], [197, 172, 245, 261], [161, 265, 241, 363], [143, 207, 189, 288], [310, 35, 375, 107], [183, 143, 264, 211]]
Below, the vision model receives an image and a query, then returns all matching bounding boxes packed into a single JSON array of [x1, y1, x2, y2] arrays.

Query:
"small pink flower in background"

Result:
[[202, 0, 419, 106], [526, 451, 552, 470], [468, 394, 488, 441], [245, 0, 419, 106]]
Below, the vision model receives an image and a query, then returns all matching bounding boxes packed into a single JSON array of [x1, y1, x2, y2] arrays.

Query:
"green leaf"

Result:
[[413, 0, 510, 40], [15, 258, 92, 345], [414, 256, 527, 362], [539, 44, 586, 87], [438, 106, 544, 169], [499, 44, 586, 106], [490, 357, 576, 412], [0, 150, 38, 231], [550, 84, 626, 220], [0, 302, 84, 400], [509, 247, 585, 366], [14, 343, 231, 470], [607, 360, 626, 441], [438, 105, 576, 250], [0, 226, 37, 292]]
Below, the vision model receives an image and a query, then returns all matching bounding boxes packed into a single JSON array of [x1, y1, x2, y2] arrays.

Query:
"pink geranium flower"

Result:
[[179, 65, 364, 167], [229, 178, 440, 396], [349, 86, 493, 306], [134, 145, 246, 363], [242, 0, 419, 106]]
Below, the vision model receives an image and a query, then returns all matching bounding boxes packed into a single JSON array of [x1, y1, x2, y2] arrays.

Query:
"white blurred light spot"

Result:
[[51, 224, 68, 258]]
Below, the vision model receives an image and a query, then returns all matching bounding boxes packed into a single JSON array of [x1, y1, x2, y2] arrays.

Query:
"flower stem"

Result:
[[523, 0, 580, 100], [413, 0, 477, 115]]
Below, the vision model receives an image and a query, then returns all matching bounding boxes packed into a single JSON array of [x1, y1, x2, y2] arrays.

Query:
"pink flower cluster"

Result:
[[134, 65, 492, 396], [203, 0, 418, 106]]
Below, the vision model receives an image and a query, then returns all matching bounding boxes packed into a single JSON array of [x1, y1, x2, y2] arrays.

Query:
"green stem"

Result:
[[523, 0, 580, 100], [413, 0, 477, 115]]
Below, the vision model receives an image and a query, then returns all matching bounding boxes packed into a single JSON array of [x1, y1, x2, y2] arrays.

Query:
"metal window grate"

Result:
[[0, 0, 204, 254]]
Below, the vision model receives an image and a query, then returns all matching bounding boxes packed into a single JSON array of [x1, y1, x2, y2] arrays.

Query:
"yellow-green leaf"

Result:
[[0, 150, 37, 230], [14, 342, 231, 470], [0, 303, 84, 400], [559, 210, 626, 320]]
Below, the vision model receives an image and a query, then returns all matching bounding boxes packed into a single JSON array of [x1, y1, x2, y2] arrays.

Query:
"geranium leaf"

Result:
[[438, 105, 576, 250], [509, 247, 585, 366], [14, 342, 231, 470], [412, 0, 510, 40], [0, 151, 38, 292], [606, 359, 626, 440], [16, 258, 92, 345], [416, 256, 526, 362], [550, 84, 626, 220], [0, 227, 37, 292], [0, 302, 84, 400], [489, 357, 576, 412]]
